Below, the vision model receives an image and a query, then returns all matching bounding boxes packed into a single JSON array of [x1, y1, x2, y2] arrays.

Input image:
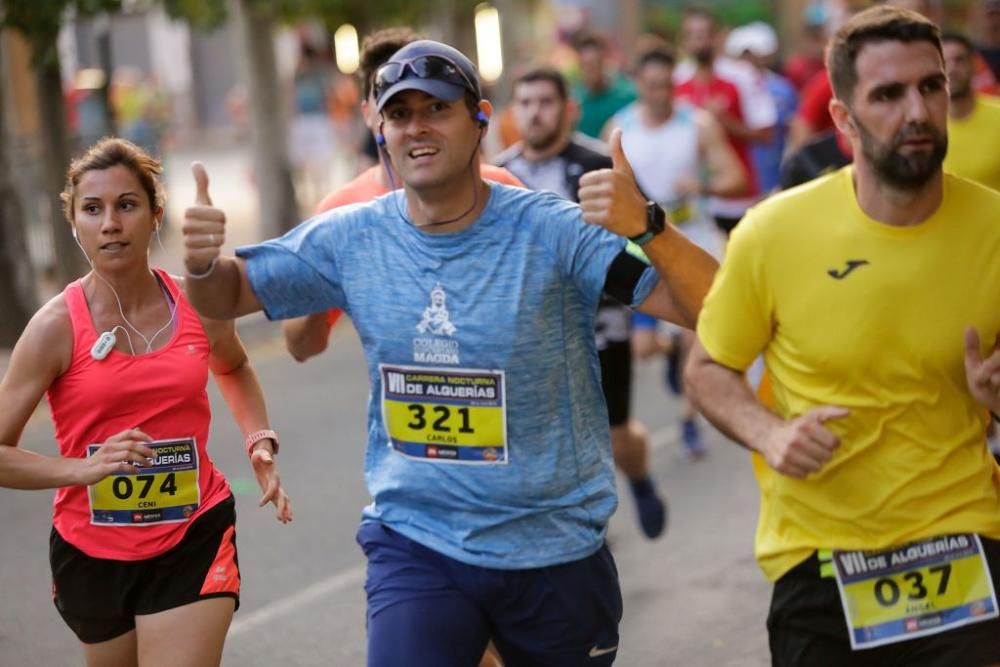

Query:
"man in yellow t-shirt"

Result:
[[687, 7, 1000, 665], [942, 31, 1000, 191]]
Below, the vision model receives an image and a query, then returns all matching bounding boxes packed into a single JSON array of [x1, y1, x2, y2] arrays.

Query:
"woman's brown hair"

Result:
[[61, 137, 165, 223]]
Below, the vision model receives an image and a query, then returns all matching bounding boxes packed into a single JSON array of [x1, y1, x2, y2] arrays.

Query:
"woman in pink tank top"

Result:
[[0, 138, 292, 666]]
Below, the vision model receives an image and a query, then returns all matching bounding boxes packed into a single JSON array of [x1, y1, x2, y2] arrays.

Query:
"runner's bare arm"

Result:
[[283, 313, 334, 362], [0, 298, 154, 488], [579, 129, 719, 328], [630, 230, 718, 328], [198, 309, 292, 523], [182, 162, 264, 319], [685, 338, 848, 478], [709, 106, 773, 144], [185, 257, 263, 320], [684, 337, 778, 449], [696, 109, 747, 198]]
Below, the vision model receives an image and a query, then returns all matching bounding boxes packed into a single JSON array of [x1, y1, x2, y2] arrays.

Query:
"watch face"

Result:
[[647, 202, 666, 233]]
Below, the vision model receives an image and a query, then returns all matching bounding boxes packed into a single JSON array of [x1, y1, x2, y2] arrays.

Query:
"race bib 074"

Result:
[[832, 534, 998, 650], [380, 364, 508, 464], [87, 437, 200, 525]]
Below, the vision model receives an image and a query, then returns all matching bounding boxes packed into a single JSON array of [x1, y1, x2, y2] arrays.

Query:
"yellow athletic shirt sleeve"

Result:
[[696, 208, 773, 372]]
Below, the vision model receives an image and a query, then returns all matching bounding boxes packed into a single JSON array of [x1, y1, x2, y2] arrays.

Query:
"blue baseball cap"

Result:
[[374, 40, 482, 113]]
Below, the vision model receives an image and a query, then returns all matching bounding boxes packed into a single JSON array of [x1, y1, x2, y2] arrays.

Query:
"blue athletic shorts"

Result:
[[357, 521, 623, 667]]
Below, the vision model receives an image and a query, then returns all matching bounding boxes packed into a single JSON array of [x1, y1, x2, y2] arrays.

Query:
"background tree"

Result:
[[233, 0, 298, 236], [1, 1, 121, 288], [164, 0, 483, 237], [164, 0, 299, 236], [0, 44, 38, 345]]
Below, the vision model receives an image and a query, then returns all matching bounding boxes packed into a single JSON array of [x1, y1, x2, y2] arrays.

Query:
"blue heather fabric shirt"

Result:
[[236, 183, 658, 569]]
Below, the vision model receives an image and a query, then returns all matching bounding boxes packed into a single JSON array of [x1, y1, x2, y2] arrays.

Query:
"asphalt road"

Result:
[[0, 318, 771, 666]]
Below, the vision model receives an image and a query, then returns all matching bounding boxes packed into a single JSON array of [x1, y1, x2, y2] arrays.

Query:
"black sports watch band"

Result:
[[628, 202, 666, 247]]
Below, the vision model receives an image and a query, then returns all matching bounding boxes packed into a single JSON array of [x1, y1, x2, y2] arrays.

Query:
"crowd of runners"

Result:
[[1, 1, 1000, 665]]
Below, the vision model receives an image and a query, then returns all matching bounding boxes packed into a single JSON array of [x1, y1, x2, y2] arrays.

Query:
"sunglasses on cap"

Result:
[[373, 55, 480, 102]]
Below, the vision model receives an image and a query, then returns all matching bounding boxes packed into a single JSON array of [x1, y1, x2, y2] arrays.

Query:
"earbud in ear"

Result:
[[376, 133, 386, 146], [475, 110, 488, 127], [91, 330, 117, 361], [72, 227, 78, 240]]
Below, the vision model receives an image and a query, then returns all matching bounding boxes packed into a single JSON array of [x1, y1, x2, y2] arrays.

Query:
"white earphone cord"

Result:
[[74, 232, 177, 354]]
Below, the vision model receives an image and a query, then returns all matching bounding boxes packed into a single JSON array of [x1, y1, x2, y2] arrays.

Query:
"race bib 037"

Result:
[[832, 534, 998, 650]]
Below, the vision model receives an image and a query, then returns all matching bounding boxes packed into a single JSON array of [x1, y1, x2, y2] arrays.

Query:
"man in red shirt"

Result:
[[787, 69, 836, 151], [675, 7, 762, 235], [784, 15, 827, 91]]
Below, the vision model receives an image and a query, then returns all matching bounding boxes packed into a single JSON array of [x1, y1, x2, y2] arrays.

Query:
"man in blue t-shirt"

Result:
[[182, 39, 718, 667]]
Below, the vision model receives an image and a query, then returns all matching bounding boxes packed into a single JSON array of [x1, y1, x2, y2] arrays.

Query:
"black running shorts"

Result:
[[713, 215, 743, 236], [50, 494, 240, 644], [767, 536, 1000, 666], [598, 341, 632, 427]]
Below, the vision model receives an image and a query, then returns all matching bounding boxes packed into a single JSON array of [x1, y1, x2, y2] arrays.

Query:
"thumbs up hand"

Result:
[[578, 128, 649, 238], [183, 162, 226, 275]]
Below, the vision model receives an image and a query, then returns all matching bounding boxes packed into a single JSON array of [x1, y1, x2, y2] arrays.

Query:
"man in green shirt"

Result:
[[572, 32, 637, 138]]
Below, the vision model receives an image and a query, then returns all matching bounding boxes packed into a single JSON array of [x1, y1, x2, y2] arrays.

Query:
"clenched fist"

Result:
[[758, 406, 850, 478], [75, 429, 156, 486]]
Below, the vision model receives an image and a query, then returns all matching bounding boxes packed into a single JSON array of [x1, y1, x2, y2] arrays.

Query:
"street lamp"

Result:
[[334, 24, 360, 75], [475, 3, 503, 83]]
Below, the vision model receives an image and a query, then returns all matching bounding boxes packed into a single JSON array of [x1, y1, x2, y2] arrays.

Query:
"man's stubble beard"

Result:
[[693, 49, 714, 66], [524, 119, 565, 153], [854, 114, 947, 190]]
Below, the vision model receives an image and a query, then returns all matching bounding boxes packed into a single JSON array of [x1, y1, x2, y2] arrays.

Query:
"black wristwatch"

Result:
[[628, 202, 666, 247]]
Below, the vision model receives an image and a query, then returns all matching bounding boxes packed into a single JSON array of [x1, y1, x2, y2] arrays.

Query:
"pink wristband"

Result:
[[245, 429, 279, 458]]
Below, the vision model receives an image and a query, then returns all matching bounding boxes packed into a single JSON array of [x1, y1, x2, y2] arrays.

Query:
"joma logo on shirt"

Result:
[[827, 259, 869, 280]]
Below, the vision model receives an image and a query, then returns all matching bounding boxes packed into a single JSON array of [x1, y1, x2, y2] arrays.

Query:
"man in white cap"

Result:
[[726, 22, 799, 195]]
